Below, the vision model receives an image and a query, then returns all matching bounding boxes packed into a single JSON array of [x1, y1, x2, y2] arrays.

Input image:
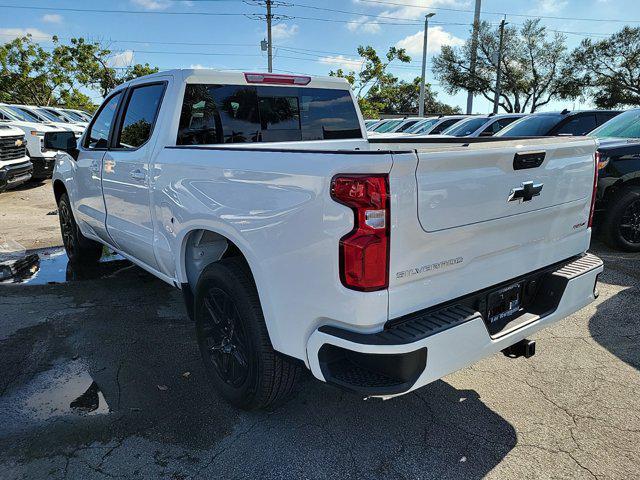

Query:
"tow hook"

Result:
[[502, 339, 536, 359]]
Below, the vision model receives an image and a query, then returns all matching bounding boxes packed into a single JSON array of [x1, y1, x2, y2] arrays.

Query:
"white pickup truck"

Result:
[[0, 124, 32, 192], [50, 69, 603, 410]]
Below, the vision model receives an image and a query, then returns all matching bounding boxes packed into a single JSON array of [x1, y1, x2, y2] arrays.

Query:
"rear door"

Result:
[[102, 82, 166, 269]]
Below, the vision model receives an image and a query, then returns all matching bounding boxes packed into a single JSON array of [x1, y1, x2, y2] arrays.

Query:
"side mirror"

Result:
[[44, 131, 79, 159], [479, 130, 494, 137]]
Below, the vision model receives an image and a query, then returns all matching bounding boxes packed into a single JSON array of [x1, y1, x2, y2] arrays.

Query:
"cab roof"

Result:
[[120, 68, 351, 91]]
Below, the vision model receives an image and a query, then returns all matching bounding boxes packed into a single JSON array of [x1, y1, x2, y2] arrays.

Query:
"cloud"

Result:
[[395, 26, 464, 56], [131, 0, 171, 10], [318, 55, 366, 71], [353, 0, 463, 21], [0, 28, 52, 41], [530, 0, 568, 14], [346, 16, 381, 34], [270, 23, 299, 41], [42, 14, 63, 24], [107, 50, 135, 68]]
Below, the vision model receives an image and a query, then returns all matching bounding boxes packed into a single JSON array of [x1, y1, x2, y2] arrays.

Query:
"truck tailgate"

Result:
[[385, 137, 597, 319]]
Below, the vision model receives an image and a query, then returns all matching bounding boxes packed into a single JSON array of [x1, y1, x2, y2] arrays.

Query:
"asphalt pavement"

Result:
[[0, 241, 638, 479]]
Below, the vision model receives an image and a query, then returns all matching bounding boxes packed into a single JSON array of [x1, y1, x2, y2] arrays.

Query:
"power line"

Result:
[[353, 0, 640, 24]]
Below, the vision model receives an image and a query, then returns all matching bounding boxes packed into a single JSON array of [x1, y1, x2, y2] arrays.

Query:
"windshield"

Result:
[[62, 110, 86, 122], [373, 119, 403, 133], [590, 110, 640, 139], [406, 118, 439, 134], [4, 106, 42, 123], [496, 114, 563, 137], [442, 117, 488, 136], [32, 108, 65, 122]]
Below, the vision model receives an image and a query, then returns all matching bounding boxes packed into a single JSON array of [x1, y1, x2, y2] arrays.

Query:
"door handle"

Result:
[[130, 169, 146, 182]]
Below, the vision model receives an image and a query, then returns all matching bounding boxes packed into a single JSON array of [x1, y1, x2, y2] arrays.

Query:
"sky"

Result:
[[1, 0, 640, 113]]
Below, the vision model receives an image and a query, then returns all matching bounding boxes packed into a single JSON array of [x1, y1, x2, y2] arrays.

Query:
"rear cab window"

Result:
[[177, 84, 362, 145]]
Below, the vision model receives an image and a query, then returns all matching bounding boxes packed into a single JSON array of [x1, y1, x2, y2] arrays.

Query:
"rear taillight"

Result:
[[244, 72, 311, 85], [589, 152, 600, 228], [331, 175, 389, 291]]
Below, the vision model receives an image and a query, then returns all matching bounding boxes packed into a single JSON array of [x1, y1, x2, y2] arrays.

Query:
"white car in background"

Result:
[[40, 106, 90, 129], [441, 114, 526, 137], [0, 105, 65, 180], [7, 105, 85, 138], [378, 115, 469, 138], [67, 109, 93, 122]]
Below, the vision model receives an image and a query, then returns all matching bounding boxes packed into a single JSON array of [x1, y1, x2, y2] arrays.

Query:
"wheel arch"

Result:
[[179, 228, 252, 293], [177, 226, 281, 348], [53, 179, 67, 204]]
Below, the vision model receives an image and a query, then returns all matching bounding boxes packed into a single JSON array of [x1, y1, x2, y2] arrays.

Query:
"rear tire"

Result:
[[602, 186, 640, 252], [195, 257, 301, 410], [57, 193, 103, 264]]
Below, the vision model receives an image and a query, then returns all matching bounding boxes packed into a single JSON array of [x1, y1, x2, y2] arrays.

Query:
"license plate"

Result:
[[487, 282, 522, 324]]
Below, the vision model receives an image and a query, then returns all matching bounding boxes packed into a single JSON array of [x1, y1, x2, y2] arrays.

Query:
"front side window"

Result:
[[431, 118, 461, 134], [85, 92, 123, 149], [497, 114, 564, 137], [116, 83, 165, 149], [555, 115, 597, 136], [177, 84, 361, 145], [443, 117, 488, 136]]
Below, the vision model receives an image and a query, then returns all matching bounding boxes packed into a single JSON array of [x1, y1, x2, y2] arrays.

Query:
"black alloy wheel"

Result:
[[619, 198, 640, 245], [199, 287, 250, 388]]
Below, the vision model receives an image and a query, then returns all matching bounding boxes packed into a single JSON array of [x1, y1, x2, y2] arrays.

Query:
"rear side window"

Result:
[[115, 83, 166, 149], [84, 92, 123, 149], [555, 114, 597, 136], [177, 84, 361, 145]]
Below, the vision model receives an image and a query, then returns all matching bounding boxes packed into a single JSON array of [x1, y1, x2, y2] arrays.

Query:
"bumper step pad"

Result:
[[319, 305, 479, 346]]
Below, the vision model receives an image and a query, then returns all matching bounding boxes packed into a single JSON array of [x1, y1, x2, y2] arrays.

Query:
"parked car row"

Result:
[[0, 103, 91, 188], [366, 109, 622, 139]]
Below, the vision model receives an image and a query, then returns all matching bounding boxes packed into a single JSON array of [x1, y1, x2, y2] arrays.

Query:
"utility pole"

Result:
[[266, 0, 273, 72], [466, 0, 481, 114], [419, 13, 436, 117], [493, 17, 507, 114]]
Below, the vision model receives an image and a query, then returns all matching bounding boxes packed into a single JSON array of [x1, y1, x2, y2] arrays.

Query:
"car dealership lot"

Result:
[[0, 183, 639, 479]]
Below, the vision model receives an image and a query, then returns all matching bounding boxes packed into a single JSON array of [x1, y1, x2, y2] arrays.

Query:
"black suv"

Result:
[[496, 110, 621, 137], [589, 110, 640, 251]]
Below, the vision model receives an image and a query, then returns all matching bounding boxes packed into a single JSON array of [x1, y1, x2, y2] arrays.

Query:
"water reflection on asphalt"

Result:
[[1, 360, 110, 424], [0, 247, 131, 285]]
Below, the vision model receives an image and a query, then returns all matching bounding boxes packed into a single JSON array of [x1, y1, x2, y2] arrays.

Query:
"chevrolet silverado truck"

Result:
[[49, 69, 604, 410], [0, 125, 32, 193]]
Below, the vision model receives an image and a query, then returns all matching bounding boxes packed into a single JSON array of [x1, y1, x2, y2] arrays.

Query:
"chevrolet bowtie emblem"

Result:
[[508, 181, 543, 202], [14, 139, 23, 147]]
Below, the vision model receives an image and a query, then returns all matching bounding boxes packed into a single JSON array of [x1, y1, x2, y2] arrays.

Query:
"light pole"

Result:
[[493, 18, 507, 114], [466, 0, 481, 114], [419, 12, 436, 117]]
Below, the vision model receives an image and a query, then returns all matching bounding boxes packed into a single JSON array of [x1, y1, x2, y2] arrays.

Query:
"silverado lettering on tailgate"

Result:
[[396, 257, 464, 279]]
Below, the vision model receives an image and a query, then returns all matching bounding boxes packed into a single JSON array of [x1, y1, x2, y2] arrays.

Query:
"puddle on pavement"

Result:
[[2, 360, 110, 423], [0, 247, 132, 285]]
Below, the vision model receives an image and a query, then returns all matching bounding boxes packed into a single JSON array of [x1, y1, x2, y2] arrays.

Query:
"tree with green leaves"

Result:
[[571, 27, 640, 108], [433, 19, 580, 113], [0, 34, 158, 111], [329, 45, 459, 117]]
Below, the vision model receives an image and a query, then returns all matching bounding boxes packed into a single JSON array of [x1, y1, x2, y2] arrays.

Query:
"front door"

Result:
[[102, 82, 166, 270], [73, 91, 124, 244]]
